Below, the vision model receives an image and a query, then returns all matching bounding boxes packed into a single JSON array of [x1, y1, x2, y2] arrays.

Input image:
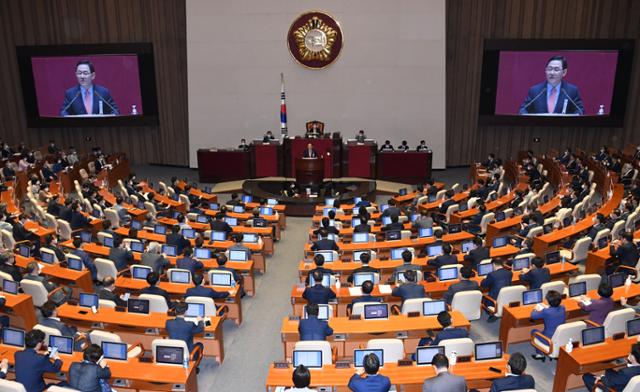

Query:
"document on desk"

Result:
[[348, 287, 363, 296], [378, 285, 392, 295]]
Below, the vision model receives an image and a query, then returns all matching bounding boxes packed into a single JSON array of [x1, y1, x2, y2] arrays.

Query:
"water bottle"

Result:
[[626, 275, 632, 290], [131, 105, 138, 115], [231, 279, 236, 288], [98, 100, 104, 115], [598, 105, 605, 115], [335, 278, 341, 291], [449, 350, 457, 366], [183, 357, 189, 373], [565, 338, 573, 353], [561, 255, 566, 268]]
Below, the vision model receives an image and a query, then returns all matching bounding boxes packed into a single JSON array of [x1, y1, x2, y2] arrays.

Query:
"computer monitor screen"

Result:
[[324, 198, 335, 207], [546, 251, 561, 264], [40, 251, 54, 264], [209, 203, 219, 210], [229, 250, 248, 261], [475, 342, 503, 360], [210, 272, 232, 286], [410, 214, 419, 223], [598, 236, 608, 249], [448, 224, 462, 233], [399, 188, 407, 196], [381, 216, 392, 226], [130, 220, 142, 230], [102, 341, 127, 360], [132, 266, 151, 280], [211, 231, 226, 241], [102, 236, 115, 248], [153, 225, 166, 235], [628, 318, 640, 337], [512, 257, 530, 271], [67, 257, 82, 271], [130, 241, 144, 253], [267, 198, 278, 205], [391, 248, 408, 260], [354, 349, 384, 368], [354, 197, 362, 204], [243, 234, 258, 243], [2, 280, 18, 294], [582, 326, 605, 346], [315, 251, 334, 262], [353, 251, 370, 262], [260, 207, 273, 216], [493, 236, 508, 248], [522, 289, 543, 305], [79, 293, 99, 308], [353, 273, 375, 287], [293, 350, 323, 368], [322, 207, 335, 217], [194, 248, 211, 259], [232, 205, 245, 213], [438, 267, 459, 281], [3, 328, 24, 347], [364, 304, 389, 320], [196, 215, 209, 224], [304, 304, 330, 321], [416, 346, 445, 366], [458, 203, 468, 212], [477, 263, 494, 276], [185, 303, 205, 318], [419, 228, 434, 238], [224, 217, 238, 226], [18, 245, 30, 258], [80, 231, 92, 243], [127, 298, 150, 314], [352, 232, 369, 243], [182, 229, 196, 239], [568, 282, 587, 297], [461, 240, 476, 253], [242, 195, 252, 203], [161, 244, 177, 257], [49, 335, 73, 354], [380, 204, 389, 212], [385, 231, 401, 241], [609, 272, 625, 288], [427, 245, 444, 257], [309, 273, 331, 288], [156, 346, 184, 365], [170, 270, 191, 284], [351, 217, 362, 227], [423, 300, 447, 316]]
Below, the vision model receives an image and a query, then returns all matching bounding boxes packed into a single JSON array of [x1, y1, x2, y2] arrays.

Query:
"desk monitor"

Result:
[[319, 233, 337, 242], [545, 250, 561, 264], [181, 228, 196, 239], [253, 218, 268, 227], [242, 195, 252, 203], [79, 293, 99, 308], [196, 215, 209, 224], [229, 250, 249, 261], [40, 251, 54, 264], [267, 198, 277, 205], [210, 272, 233, 286], [18, 245, 30, 258], [492, 236, 508, 248], [582, 326, 605, 346], [314, 251, 335, 262], [351, 217, 361, 227], [243, 233, 258, 243], [423, 300, 447, 316], [194, 248, 211, 259], [353, 272, 376, 287], [232, 205, 245, 213], [391, 248, 409, 260], [103, 236, 114, 248], [416, 346, 445, 366], [211, 231, 227, 242], [427, 244, 443, 257], [102, 341, 128, 361], [130, 241, 144, 253], [399, 188, 408, 196], [628, 318, 640, 337], [380, 204, 389, 212], [477, 262, 494, 276], [67, 257, 83, 271], [2, 280, 18, 295], [609, 272, 625, 288], [568, 282, 587, 297], [410, 214, 420, 223], [224, 217, 238, 226], [309, 273, 331, 288], [354, 349, 384, 368], [209, 202, 219, 210], [259, 207, 273, 216], [293, 350, 323, 369], [522, 289, 543, 305], [364, 304, 389, 320], [598, 236, 609, 249], [448, 224, 462, 234], [385, 231, 401, 241], [324, 198, 335, 207], [352, 232, 369, 243], [419, 228, 433, 238], [132, 266, 151, 280], [428, 194, 437, 203], [127, 298, 150, 314], [153, 225, 166, 235], [2, 328, 24, 348], [185, 303, 205, 318], [156, 345, 184, 365], [381, 216, 392, 226], [474, 342, 503, 360], [49, 335, 73, 355], [170, 270, 191, 284], [353, 250, 371, 262], [322, 207, 335, 217], [458, 203, 468, 212], [512, 257, 530, 271], [354, 197, 362, 204], [161, 244, 177, 257], [304, 304, 330, 321], [80, 231, 92, 243], [495, 211, 506, 222], [461, 240, 476, 253], [130, 220, 142, 230], [438, 267, 459, 281]]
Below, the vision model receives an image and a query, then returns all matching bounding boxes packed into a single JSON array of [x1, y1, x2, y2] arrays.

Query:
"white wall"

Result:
[[187, 0, 446, 168]]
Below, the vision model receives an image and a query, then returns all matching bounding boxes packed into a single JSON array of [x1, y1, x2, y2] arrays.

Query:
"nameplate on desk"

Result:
[[457, 355, 471, 363], [288, 315, 300, 321], [273, 361, 290, 369], [397, 359, 413, 367], [334, 334, 346, 341], [509, 302, 520, 308], [407, 312, 420, 318], [335, 360, 351, 369], [349, 315, 361, 320], [613, 332, 626, 340], [115, 307, 126, 312]]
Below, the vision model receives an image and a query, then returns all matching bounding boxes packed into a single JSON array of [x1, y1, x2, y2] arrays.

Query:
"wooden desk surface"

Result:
[[303, 232, 476, 253], [15, 255, 93, 293]]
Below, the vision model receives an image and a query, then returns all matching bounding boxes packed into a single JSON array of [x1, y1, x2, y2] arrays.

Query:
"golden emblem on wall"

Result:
[[287, 11, 343, 69]]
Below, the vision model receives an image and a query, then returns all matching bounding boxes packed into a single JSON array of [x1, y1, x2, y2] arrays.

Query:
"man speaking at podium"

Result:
[[60, 60, 120, 116], [303, 143, 318, 158], [518, 56, 584, 115]]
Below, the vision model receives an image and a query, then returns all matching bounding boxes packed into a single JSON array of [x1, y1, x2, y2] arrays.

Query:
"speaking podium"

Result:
[[295, 157, 324, 186]]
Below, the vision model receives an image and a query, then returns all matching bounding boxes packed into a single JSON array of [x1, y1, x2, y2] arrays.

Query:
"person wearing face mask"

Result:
[[60, 60, 119, 116], [583, 342, 640, 391]]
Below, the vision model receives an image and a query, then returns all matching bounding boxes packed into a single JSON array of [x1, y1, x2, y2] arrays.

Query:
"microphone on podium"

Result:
[[61, 91, 81, 113]]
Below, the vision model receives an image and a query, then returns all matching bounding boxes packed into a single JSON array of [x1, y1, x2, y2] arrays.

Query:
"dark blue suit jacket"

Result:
[[60, 84, 120, 116], [70, 211, 90, 230], [15, 348, 63, 392], [490, 374, 535, 392], [165, 317, 204, 352], [481, 268, 513, 299], [185, 285, 229, 300], [303, 284, 336, 305], [519, 80, 584, 114], [531, 305, 566, 338], [141, 285, 174, 307], [520, 267, 550, 289], [348, 373, 391, 392], [418, 327, 469, 347], [176, 257, 203, 275], [391, 283, 425, 303], [298, 316, 334, 341], [428, 254, 458, 268], [443, 279, 479, 304], [600, 365, 640, 390]]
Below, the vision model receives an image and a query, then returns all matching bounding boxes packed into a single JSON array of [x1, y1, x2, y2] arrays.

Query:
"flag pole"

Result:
[[280, 73, 288, 140]]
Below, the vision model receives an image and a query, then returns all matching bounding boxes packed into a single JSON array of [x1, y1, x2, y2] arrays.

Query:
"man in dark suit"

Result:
[[68, 344, 112, 392], [347, 353, 391, 392], [60, 60, 119, 116], [381, 214, 404, 232], [519, 256, 550, 289], [166, 302, 205, 361], [428, 244, 457, 269], [15, 329, 63, 391], [481, 258, 513, 321], [302, 270, 336, 305], [72, 237, 98, 282], [0, 251, 23, 282], [381, 199, 401, 219], [58, 199, 73, 222], [24, 262, 71, 305], [314, 217, 339, 236], [490, 352, 535, 392], [40, 301, 86, 350], [166, 225, 190, 255], [98, 276, 127, 307], [303, 143, 318, 158], [583, 342, 640, 391], [305, 254, 334, 285], [347, 253, 380, 284], [69, 203, 90, 230], [608, 232, 640, 275], [531, 290, 566, 360], [176, 247, 203, 277], [310, 228, 339, 251], [142, 272, 176, 308], [438, 190, 457, 214], [186, 273, 229, 301], [463, 237, 490, 269], [349, 281, 383, 311], [422, 353, 467, 392], [108, 236, 134, 271], [299, 303, 333, 341], [418, 311, 469, 348], [213, 253, 242, 283], [391, 270, 425, 304], [210, 212, 233, 236], [443, 265, 479, 304], [391, 249, 421, 283], [587, 213, 606, 240], [518, 56, 584, 115]]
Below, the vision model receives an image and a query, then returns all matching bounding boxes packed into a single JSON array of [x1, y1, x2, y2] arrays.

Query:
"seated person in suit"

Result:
[[519, 256, 550, 289], [419, 230, 444, 257], [463, 237, 490, 269], [72, 237, 98, 282], [348, 352, 391, 392], [303, 143, 318, 158], [262, 130, 275, 142], [305, 254, 334, 285], [397, 140, 409, 151], [428, 244, 458, 269], [186, 273, 229, 301], [391, 249, 421, 283], [98, 276, 127, 307], [353, 218, 371, 233], [68, 344, 111, 392], [418, 311, 469, 347], [349, 281, 383, 312], [490, 352, 535, 392], [310, 228, 339, 251], [379, 140, 394, 152], [579, 282, 614, 325], [391, 270, 425, 304], [381, 214, 404, 232], [210, 212, 233, 235], [608, 232, 639, 275], [381, 199, 401, 219], [481, 258, 513, 321], [347, 253, 379, 284], [587, 213, 606, 240], [422, 353, 467, 392], [15, 329, 63, 391], [237, 138, 249, 151], [166, 302, 205, 362], [69, 202, 91, 230], [518, 56, 583, 114], [314, 217, 339, 236], [530, 290, 566, 361], [355, 129, 367, 143], [142, 272, 176, 308], [166, 225, 191, 255], [286, 364, 316, 392], [299, 303, 333, 341], [302, 270, 336, 305], [176, 247, 204, 277], [213, 253, 242, 284], [108, 235, 134, 271], [112, 196, 130, 225], [417, 140, 429, 152], [413, 210, 433, 229], [583, 342, 640, 391], [443, 265, 479, 305], [39, 301, 81, 348], [23, 261, 72, 305], [141, 241, 171, 274], [0, 251, 23, 282], [228, 233, 251, 255]]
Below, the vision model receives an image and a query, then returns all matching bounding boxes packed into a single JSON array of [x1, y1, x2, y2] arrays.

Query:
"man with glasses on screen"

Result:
[[60, 60, 120, 116], [518, 55, 584, 115]]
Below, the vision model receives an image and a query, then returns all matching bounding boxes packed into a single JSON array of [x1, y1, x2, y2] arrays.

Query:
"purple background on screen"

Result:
[[31, 55, 143, 117], [495, 51, 618, 115]]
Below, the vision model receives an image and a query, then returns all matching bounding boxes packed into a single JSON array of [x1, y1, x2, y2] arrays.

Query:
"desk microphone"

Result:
[[93, 90, 119, 114], [520, 88, 546, 113], [61, 91, 81, 113], [561, 89, 583, 115]]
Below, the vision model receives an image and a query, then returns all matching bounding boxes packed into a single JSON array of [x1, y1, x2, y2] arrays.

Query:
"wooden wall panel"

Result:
[[446, 0, 640, 166], [0, 0, 188, 165]]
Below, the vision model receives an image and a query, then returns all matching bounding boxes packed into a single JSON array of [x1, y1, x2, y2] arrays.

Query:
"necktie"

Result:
[[84, 90, 92, 114], [547, 87, 556, 113]]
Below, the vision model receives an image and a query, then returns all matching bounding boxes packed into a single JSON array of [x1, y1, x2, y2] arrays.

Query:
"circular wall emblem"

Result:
[[287, 11, 343, 69]]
